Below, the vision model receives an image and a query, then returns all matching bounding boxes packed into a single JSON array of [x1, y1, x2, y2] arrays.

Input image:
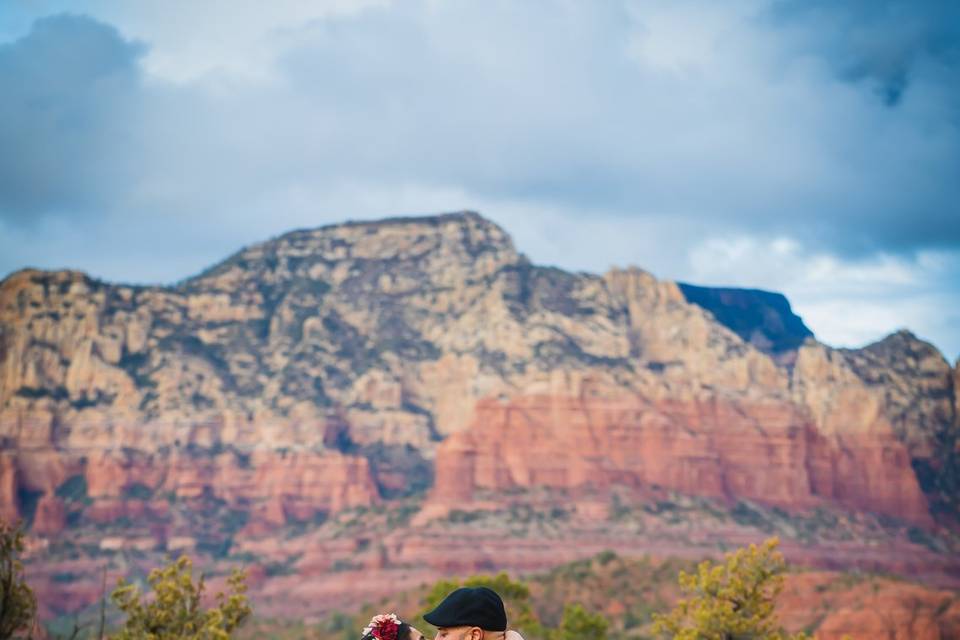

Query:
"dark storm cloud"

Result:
[[770, 0, 960, 107], [763, 0, 960, 254], [263, 0, 960, 257], [0, 13, 145, 222]]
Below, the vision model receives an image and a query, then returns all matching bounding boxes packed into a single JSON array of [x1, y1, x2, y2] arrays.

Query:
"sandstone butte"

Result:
[[1, 212, 958, 627]]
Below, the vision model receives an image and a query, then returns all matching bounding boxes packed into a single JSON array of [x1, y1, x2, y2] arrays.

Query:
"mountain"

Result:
[[2, 211, 958, 622]]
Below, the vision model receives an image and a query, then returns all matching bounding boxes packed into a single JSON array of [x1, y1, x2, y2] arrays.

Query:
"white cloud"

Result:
[[8, 0, 392, 83], [0, 1, 957, 361]]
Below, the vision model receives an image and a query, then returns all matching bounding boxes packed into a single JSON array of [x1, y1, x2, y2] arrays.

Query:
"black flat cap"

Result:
[[423, 587, 507, 631]]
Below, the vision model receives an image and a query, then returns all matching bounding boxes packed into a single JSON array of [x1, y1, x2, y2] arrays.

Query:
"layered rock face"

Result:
[[0, 454, 17, 522], [836, 331, 960, 522], [0, 211, 954, 538], [430, 392, 930, 525]]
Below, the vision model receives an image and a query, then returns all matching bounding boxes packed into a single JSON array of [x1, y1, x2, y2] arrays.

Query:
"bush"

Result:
[[417, 572, 543, 638], [0, 520, 37, 639], [111, 555, 251, 639], [415, 572, 612, 640], [652, 537, 807, 640], [55, 475, 91, 504], [555, 604, 607, 640]]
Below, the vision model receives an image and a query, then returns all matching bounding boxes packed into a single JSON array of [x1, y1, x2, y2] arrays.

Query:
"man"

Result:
[[423, 586, 508, 640]]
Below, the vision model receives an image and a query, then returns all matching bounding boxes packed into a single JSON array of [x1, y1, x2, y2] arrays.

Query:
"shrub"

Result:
[[0, 520, 37, 639], [418, 572, 543, 638], [652, 537, 807, 640], [555, 604, 607, 640], [111, 555, 251, 639]]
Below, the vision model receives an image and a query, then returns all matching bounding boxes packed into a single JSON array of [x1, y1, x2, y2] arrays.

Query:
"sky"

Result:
[[0, 0, 958, 361]]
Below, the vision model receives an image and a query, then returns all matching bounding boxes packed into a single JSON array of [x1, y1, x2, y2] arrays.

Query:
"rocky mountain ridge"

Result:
[[1, 211, 958, 542]]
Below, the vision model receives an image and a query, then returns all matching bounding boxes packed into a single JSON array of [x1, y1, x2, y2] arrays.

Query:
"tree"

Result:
[[554, 604, 607, 640], [110, 555, 251, 639], [417, 573, 610, 640], [418, 572, 544, 638], [652, 537, 808, 640], [0, 520, 37, 640]]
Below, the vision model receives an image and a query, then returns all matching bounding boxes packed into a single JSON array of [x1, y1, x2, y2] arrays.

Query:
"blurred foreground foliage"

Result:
[[0, 520, 37, 639], [652, 537, 810, 639], [5, 524, 851, 640], [110, 555, 251, 639]]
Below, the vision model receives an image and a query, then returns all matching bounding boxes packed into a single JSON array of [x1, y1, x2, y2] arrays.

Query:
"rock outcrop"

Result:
[[836, 331, 960, 522], [780, 572, 960, 640], [677, 283, 814, 358]]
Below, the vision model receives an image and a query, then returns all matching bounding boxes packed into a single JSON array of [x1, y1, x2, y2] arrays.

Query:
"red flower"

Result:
[[373, 619, 399, 640]]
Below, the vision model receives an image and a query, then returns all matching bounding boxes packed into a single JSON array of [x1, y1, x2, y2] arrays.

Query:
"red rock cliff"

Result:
[[429, 392, 930, 525]]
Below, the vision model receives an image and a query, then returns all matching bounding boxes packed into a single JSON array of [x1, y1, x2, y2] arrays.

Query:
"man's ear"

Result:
[[471, 628, 483, 640]]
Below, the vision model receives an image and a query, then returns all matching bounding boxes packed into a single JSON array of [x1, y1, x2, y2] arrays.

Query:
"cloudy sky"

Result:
[[1, 0, 958, 360]]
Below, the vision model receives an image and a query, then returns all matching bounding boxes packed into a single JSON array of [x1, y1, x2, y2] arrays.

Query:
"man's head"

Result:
[[423, 587, 507, 640]]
